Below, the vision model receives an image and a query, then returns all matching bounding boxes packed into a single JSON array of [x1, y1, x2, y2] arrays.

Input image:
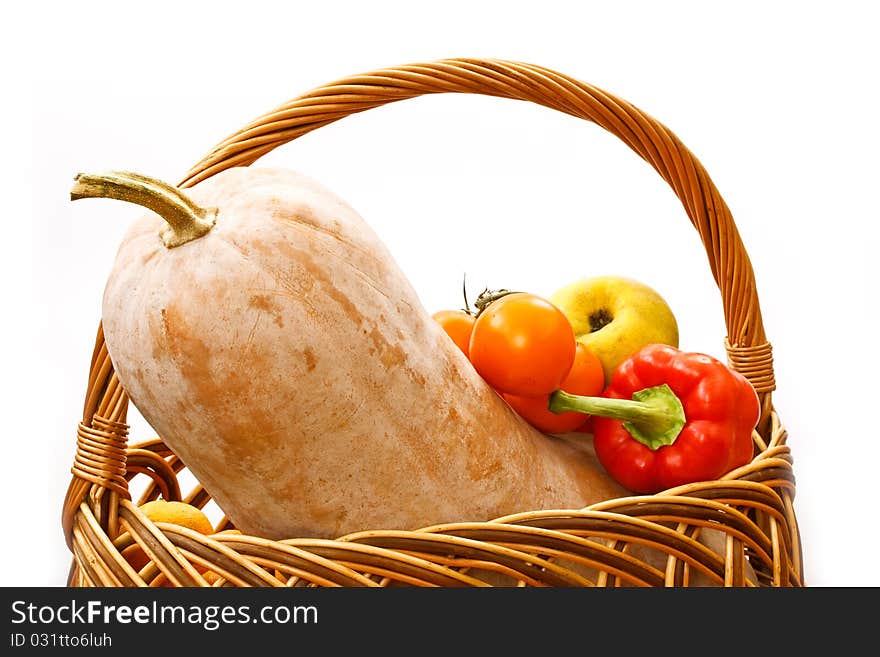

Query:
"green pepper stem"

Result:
[[549, 384, 686, 450], [70, 171, 217, 248]]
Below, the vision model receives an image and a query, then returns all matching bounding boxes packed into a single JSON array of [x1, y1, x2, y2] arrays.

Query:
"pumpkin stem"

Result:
[[70, 171, 217, 248]]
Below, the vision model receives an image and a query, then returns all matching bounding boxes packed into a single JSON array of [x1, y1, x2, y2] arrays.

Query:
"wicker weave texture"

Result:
[[62, 58, 802, 587]]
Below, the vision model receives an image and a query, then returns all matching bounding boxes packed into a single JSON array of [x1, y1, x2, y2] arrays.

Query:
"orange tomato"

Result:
[[468, 292, 575, 397], [503, 343, 605, 433], [432, 309, 476, 357]]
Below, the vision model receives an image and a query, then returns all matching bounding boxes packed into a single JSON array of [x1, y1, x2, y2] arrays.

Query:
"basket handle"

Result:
[[178, 58, 775, 403]]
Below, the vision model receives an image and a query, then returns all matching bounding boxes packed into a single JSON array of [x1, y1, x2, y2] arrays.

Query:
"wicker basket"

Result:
[[61, 58, 802, 588]]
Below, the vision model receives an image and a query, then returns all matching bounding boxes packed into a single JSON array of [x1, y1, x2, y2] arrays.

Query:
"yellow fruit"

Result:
[[203, 571, 223, 585], [138, 500, 215, 535], [122, 500, 215, 575], [549, 275, 678, 385]]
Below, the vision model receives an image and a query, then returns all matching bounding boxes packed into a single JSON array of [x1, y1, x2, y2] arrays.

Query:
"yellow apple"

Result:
[[549, 275, 679, 385]]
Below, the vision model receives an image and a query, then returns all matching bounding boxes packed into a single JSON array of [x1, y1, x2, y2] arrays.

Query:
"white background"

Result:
[[6, 0, 878, 587]]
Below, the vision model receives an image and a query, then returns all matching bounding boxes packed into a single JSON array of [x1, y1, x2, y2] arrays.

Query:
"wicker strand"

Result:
[[71, 415, 130, 499], [725, 339, 776, 393]]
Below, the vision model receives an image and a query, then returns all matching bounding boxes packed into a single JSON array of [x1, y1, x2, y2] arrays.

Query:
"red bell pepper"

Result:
[[548, 343, 760, 494]]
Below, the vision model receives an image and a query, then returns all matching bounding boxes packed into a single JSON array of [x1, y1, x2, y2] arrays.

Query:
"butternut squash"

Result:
[[72, 167, 630, 541]]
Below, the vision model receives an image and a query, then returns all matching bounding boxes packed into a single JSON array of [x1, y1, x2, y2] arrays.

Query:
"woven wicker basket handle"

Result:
[[179, 58, 775, 404]]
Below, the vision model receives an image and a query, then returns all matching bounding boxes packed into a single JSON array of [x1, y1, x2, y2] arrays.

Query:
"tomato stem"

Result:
[[473, 288, 521, 316], [462, 273, 474, 315], [548, 384, 686, 450]]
